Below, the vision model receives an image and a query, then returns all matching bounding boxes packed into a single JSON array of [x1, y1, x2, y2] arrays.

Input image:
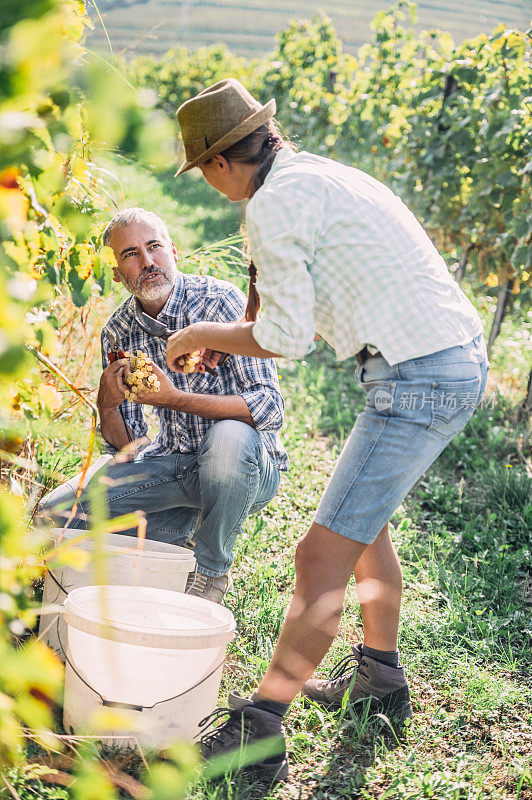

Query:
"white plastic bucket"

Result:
[[62, 585, 236, 748], [40, 529, 196, 657]]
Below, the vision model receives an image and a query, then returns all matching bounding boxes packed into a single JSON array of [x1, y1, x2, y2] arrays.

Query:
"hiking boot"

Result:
[[185, 568, 233, 604], [302, 643, 412, 725], [198, 693, 289, 781]]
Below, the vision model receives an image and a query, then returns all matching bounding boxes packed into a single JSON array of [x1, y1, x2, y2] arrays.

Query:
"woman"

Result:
[[168, 78, 488, 779]]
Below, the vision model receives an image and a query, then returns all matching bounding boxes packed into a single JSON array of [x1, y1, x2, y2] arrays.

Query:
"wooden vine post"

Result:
[[454, 244, 474, 285], [520, 368, 532, 422], [487, 276, 516, 357]]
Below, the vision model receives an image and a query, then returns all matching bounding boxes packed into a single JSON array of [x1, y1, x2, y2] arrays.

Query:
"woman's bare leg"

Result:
[[257, 522, 366, 704], [257, 522, 403, 704], [353, 522, 402, 651]]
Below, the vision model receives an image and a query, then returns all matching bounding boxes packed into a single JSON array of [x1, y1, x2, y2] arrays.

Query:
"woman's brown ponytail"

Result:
[[245, 260, 261, 322]]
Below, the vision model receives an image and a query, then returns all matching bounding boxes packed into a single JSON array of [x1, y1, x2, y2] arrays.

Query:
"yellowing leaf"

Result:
[[0, 705, 24, 758], [3, 239, 29, 267], [14, 693, 54, 731], [99, 245, 118, 271], [0, 492, 25, 550], [72, 759, 117, 800], [0, 187, 29, 233], [1, 639, 63, 696], [90, 706, 141, 732], [71, 156, 87, 178], [77, 242, 95, 279], [49, 546, 91, 572], [38, 382, 62, 412]]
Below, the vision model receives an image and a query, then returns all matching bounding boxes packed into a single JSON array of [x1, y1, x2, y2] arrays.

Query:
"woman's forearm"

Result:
[[196, 321, 279, 356], [167, 320, 280, 370]]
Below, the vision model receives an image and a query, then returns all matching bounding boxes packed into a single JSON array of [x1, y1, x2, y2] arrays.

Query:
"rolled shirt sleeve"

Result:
[[211, 284, 285, 433], [246, 175, 323, 360], [234, 358, 284, 433]]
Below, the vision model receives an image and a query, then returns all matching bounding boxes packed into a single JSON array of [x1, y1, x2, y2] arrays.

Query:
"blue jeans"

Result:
[[40, 420, 281, 577], [314, 334, 489, 544]]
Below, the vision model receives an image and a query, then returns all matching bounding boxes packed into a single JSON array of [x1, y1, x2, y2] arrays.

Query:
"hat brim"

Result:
[[174, 98, 276, 177]]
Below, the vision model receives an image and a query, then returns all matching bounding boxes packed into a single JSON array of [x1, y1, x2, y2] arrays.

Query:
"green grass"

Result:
[[86, 0, 531, 59]]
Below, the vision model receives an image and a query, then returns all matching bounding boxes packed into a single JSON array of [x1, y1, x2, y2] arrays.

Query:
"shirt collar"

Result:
[[262, 145, 297, 187], [159, 270, 185, 320]]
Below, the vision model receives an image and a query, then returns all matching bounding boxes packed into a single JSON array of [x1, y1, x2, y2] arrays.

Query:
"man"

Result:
[[41, 207, 287, 602]]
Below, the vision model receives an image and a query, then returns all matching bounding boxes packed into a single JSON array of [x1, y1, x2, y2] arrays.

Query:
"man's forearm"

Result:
[[157, 390, 255, 427], [98, 404, 133, 450]]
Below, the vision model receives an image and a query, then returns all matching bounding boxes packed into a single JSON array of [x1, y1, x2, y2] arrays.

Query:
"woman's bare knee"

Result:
[[295, 523, 367, 586]]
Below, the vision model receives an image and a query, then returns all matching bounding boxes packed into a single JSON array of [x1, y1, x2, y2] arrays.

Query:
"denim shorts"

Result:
[[314, 334, 489, 545]]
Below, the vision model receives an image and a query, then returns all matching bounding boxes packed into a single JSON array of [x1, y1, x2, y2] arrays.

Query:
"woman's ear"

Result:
[[213, 154, 230, 172]]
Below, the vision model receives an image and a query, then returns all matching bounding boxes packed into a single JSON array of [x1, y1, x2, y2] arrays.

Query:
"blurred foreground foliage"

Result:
[[0, 0, 199, 795]]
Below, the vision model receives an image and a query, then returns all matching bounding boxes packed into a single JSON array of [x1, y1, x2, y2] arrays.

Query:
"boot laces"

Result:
[[328, 653, 360, 688], [187, 568, 209, 594], [197, 706, 250, 749]]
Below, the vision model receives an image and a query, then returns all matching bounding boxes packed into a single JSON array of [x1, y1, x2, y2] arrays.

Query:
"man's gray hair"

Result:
[[102, 207, 172, 247]]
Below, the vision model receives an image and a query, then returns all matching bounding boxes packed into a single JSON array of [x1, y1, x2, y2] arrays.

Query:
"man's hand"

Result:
[[200, 349, 223, 372], [97, 360, 128, 411], [121, 361, 182, 408]]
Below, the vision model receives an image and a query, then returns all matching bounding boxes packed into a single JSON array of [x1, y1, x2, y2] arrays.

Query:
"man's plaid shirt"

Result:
[[101, 272, 288, 471]]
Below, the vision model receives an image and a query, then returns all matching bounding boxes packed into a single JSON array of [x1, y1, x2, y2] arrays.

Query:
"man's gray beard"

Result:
[[122, 270, 175, 303], [136, 278, 173, 302]]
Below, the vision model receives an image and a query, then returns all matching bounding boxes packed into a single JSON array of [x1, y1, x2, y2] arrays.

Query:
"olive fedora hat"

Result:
[[174, 78, 276, 176]]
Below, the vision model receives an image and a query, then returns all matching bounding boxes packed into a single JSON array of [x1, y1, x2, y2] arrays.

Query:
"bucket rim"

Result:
[[63, 585, 236, 645], [48, 528, 196, 562]]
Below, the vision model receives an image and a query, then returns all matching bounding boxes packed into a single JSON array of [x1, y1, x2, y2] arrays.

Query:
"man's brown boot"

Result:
[[185, 568, 233, 604]]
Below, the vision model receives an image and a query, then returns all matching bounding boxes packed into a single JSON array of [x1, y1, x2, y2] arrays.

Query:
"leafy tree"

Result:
[[258, 13, 357, 154], [388, 24, 531, 351], [129, 43, 250, 116]]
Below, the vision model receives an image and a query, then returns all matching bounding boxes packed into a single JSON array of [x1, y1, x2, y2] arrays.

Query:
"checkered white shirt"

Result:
[[247, 147, 482, 364], [101, 273, 288, 470]]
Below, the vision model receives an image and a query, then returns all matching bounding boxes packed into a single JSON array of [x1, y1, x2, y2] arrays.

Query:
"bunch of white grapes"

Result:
[[124, 351, 160, 401], [176, 351, 204, 374]]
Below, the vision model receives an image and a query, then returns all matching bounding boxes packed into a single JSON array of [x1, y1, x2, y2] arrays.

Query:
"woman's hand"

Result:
[[166, 324, 203, 373], [166, 319, 279, 368], [166, 324, 225, 374]]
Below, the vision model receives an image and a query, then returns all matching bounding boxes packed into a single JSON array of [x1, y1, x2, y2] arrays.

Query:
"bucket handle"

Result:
[[48, 568, 68, 595], [56, 618, 228, 712]]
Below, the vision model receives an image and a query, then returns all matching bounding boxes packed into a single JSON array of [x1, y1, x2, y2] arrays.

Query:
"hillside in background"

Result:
[[87, 0, 531, 58]]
